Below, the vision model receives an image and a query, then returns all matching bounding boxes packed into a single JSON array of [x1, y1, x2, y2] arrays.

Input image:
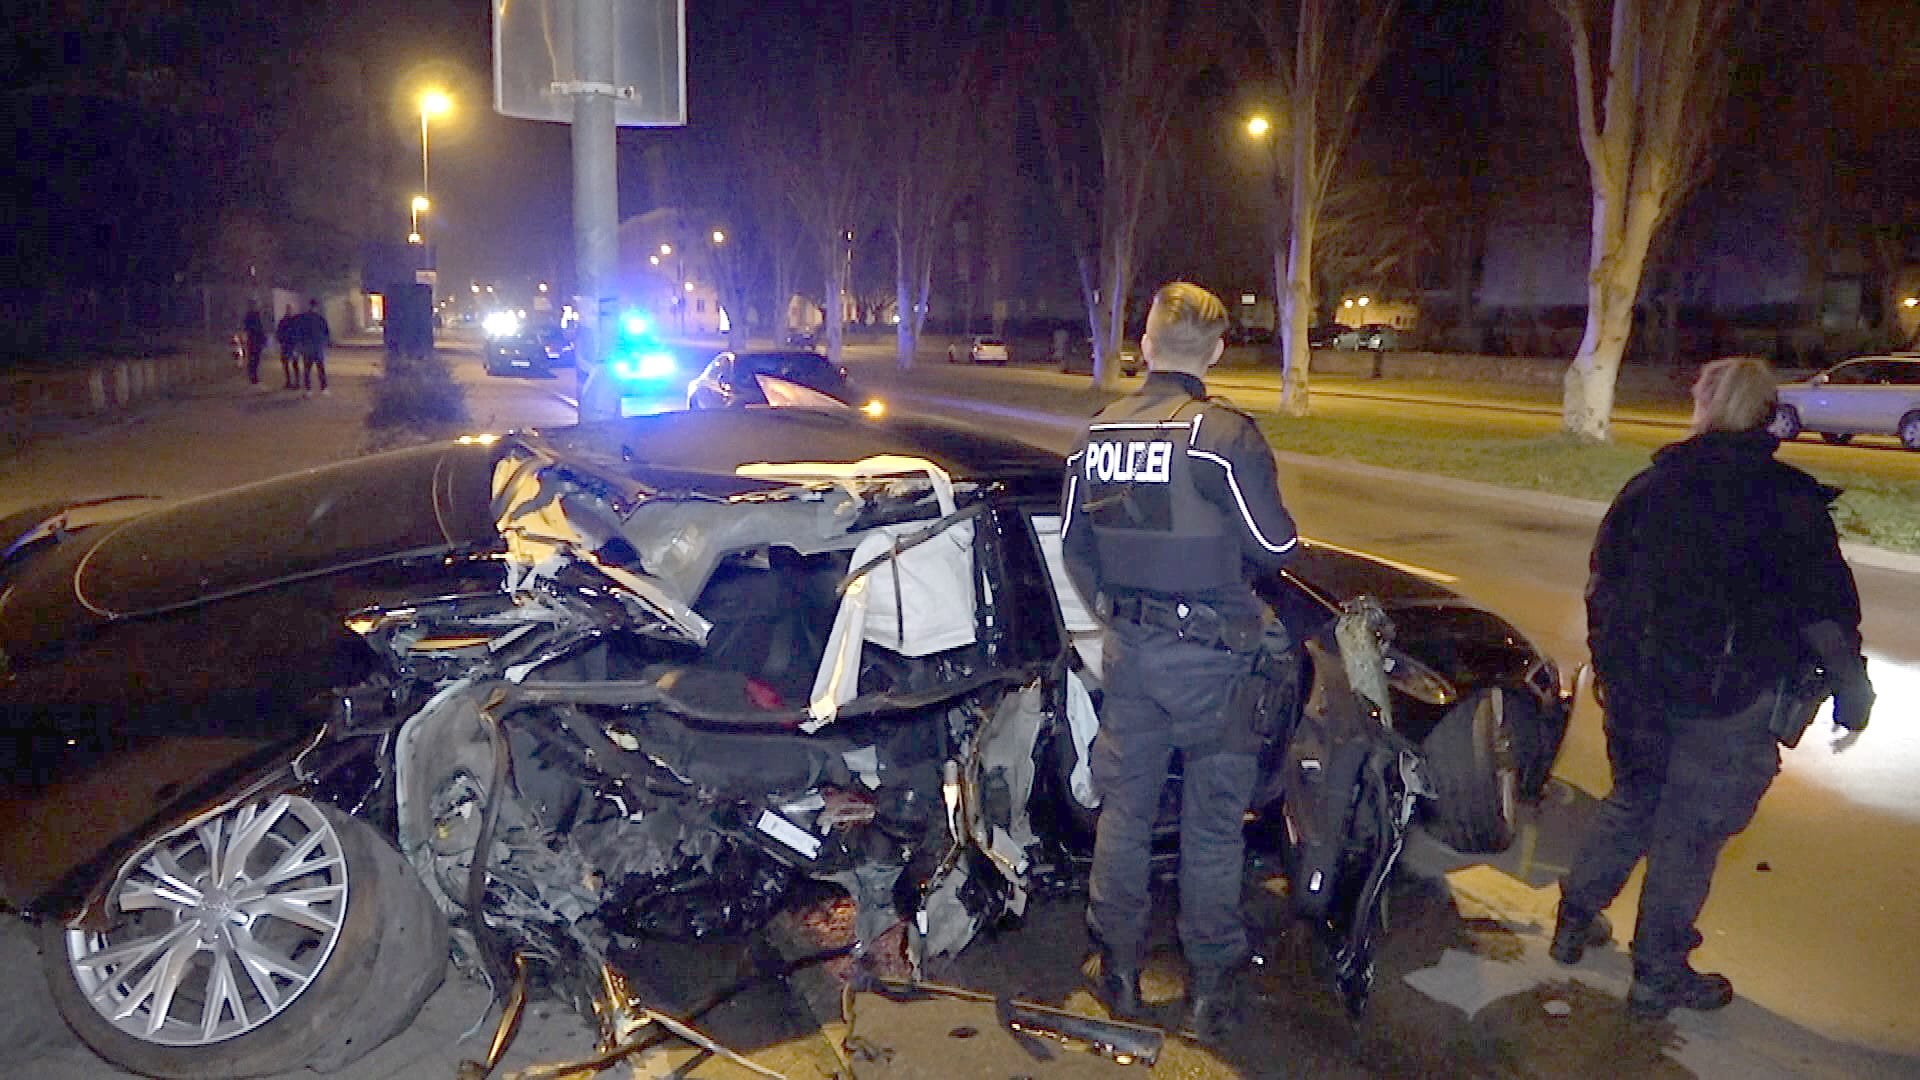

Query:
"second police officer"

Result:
[[1061, 282, 1303, 1041]]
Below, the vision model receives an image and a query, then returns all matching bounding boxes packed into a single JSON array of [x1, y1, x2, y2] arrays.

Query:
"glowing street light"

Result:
[[658, 243, 673, 256], [409, 194, 431, 235], [711, 230, 726, 245], [1246, 114, 1271, 138]]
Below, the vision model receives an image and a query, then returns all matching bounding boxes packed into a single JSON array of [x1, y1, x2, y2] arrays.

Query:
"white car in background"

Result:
[[1770, 353, 1920, 450], [967, 336, 1010, 365]]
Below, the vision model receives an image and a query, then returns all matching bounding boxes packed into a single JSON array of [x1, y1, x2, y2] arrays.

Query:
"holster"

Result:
[[1767, 661, 1830, 748], [1227, 627, 1302, 750]]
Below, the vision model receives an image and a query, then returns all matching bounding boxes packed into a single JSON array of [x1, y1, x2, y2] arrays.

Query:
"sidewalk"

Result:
[[0, 340, 240, 456]]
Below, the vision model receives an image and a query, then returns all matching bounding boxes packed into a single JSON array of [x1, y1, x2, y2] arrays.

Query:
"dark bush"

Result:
[[366, 351, 469, 433]]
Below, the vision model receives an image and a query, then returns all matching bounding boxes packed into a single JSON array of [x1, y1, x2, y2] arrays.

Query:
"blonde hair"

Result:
[[1690, 356, 1778, 434], [1142, 282, 1228, 369]]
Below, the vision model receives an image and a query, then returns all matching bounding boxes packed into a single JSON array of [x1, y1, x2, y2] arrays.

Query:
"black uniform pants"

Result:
[[1087, 619, 1257, 979], [1560, 691, 1779, 978]]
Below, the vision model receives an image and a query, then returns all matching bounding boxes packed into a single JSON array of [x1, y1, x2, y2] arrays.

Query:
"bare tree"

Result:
[[1553, 0, 1739, 440], [872, 6, 995, 369], [710, 101, 812, 348], [779, 26, 884, 364], [1025, 1, 1207, 390], [1254, 0, 1397, 415]]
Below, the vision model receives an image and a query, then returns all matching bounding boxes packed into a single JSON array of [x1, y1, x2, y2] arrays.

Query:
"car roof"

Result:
[[519, 408, 1065, 500]]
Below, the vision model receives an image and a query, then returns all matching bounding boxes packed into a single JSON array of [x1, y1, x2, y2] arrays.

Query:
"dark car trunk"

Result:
[[0, 440, 502, 911]]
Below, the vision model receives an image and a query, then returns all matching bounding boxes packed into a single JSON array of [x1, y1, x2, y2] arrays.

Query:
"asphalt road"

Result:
[[3, 338, 1917, 1078], [838, 347, 1920, 1063]]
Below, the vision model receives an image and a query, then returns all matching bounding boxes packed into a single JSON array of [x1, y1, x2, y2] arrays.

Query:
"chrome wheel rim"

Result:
[[66, 795, 349, 1046]]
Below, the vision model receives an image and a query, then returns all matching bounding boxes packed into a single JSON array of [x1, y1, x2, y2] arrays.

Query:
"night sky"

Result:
[[5, 0, 1914, 341]]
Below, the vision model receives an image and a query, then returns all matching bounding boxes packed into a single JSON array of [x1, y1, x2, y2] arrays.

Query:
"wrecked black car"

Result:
[[0, 408, 1562, 1077]]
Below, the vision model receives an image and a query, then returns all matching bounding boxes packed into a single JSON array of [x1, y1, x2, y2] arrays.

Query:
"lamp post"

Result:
[[418, 90, 451, 205], [1246, 111, 1287, 344]]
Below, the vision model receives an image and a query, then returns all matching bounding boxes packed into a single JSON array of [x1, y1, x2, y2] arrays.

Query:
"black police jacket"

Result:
[[1060, 371, 1299, 612], [1586, 428, 1863, 715]]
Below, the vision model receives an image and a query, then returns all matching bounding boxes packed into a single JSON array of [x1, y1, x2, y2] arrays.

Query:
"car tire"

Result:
[[1820, 432, 1854, 445], [1419, 689, 1518, 854], [1768, 405, 1802, 441], [40, 795, 447, 1079], [1901, 411, 1920, 451]]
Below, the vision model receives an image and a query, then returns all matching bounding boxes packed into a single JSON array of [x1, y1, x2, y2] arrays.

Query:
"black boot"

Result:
[[1628, 967, 1734, 1019], [1183, 966, 1244, 1044], [1089, 948, 1143, 1021], [1549, 902, 1613, 965]]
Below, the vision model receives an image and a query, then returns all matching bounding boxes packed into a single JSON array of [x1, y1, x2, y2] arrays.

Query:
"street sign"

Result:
[[493, 0, 687, 127]]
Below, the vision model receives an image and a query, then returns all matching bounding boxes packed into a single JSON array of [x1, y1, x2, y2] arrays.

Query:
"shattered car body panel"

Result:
[[361, 434, 1060, 1005], [2, 408, 1444, 1075]]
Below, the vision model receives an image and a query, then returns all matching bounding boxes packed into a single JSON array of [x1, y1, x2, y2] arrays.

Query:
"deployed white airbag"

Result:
[[735, 457, 979, 728]]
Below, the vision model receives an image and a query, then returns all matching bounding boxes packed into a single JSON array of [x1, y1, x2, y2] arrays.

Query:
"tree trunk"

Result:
[[1280, 224, 1314, 415], [894, 210, 916, 368], [1564, 187, 1660, 440], [1280, 59, 1319, 418]]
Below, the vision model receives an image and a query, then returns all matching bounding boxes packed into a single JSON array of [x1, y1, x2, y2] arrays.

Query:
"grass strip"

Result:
[[1253, 410, 1920, 554]]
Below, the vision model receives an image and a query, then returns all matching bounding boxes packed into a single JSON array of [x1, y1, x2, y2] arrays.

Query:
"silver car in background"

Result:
[[1770, 353, 1920, 450]]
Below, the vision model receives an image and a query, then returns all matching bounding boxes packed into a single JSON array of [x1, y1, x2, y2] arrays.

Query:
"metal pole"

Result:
[[572, 0, 620, 421], [420, 111, 431, 200]]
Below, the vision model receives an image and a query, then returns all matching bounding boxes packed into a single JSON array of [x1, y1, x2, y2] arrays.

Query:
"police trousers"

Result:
[[1087, 618, 1258, 979], [1559, 691, 1779, 977]]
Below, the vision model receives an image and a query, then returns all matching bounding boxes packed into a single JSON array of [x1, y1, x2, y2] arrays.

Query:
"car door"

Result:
[[1860, 360, 1920, 431], [1812, 359, 1877, 431]]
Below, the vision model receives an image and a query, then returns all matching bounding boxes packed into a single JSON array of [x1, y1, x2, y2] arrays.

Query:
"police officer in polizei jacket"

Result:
[[1061, 282, 1301, 1041]]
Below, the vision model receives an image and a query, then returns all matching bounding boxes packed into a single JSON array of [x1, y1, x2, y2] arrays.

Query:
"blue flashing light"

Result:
[[622, 312, 650, 338], [611, 350, 676, 382]]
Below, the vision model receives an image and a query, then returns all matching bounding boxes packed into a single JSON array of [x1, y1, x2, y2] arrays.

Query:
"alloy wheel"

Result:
[[63, 795, 350, 1046]]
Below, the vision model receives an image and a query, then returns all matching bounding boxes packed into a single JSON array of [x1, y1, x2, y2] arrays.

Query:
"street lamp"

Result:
[[409, 194, 431, 236], [1246, 114, 1271, 138], [711, 230, 726, 245]]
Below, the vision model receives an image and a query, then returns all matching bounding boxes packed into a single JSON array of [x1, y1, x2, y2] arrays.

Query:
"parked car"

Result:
[[1058, 341, 1143, 377], [687, 348, 881, 414], [1308, 324, 1343, 349], [0, 410, 1565, 1075], [484, 325, 574, 377], [966, 336, 1010, 365], [1770, 353, 1920, 450], [784, 328, 819, 349], [1331, 323, 1402, 351]]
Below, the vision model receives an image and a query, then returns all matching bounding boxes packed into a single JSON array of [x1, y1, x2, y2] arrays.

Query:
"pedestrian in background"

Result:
[[1060, 282, 1302, 1042], [296, 299, 331, 395], [241, 304, 267, 386], [274, 306, 299, 390], [1552, 356, 1874, 1018]]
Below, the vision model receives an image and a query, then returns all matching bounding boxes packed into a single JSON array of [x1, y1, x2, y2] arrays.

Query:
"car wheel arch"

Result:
[[1768, 404, 1802, 440], [1900, 410, 1920, 450]]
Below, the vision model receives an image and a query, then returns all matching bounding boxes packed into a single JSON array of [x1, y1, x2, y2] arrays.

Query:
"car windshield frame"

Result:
[[741, 352, 841, 382]]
